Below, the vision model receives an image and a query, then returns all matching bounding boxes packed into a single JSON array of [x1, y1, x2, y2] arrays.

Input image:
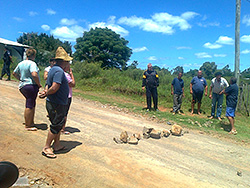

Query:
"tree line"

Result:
[[16, 28, 250, 80]]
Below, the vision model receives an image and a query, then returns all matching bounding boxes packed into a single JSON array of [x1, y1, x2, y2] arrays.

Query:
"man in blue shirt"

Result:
[[224, 77, 238, 135], [190, 70, 208, 115], [40, 47, 73, 158], [171, 72, 184, 114]]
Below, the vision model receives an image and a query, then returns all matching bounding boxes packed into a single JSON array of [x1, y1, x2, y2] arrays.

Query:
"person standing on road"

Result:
[[13, 48, 42, 131], [142, 63, 159, 111], [224, 77, 238, 135], [0, 46, 12, 81], [61, 62, 75, 135], [190, 70, 208, 115], [171, 72, 184, 115], [44, 58, 56, 80], [40, 46, 72, 159], [208, 72, 229, 120]]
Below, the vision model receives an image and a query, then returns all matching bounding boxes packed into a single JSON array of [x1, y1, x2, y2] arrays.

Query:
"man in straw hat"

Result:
[[40, 46, 73, 158]]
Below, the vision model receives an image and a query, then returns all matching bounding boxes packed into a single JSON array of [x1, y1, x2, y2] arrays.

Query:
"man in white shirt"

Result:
[[208, 72, 229, 120]]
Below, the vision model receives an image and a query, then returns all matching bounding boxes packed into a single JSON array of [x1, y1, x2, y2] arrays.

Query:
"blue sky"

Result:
[[1, 0, 250, 72]]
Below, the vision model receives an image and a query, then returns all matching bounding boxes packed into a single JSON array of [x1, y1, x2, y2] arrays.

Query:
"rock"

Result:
[[120, 131, 128, 143], [237, 170, 242, 177], [161, 129, 171, 137], [149, 129, 161, 139], [171, 124, 183, 136], [128, 136, 138, 145]]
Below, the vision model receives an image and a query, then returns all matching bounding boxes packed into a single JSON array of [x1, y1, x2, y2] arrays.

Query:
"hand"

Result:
[[205, 92, 207, 96], [38, 90, 47, 99], [190, 90, 193, 94], [209, 94, 212, 99], [171, 91, 174, 95]]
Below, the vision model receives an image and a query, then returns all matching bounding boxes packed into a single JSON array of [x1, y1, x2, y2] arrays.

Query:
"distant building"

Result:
[[0, 38, 30, 62]]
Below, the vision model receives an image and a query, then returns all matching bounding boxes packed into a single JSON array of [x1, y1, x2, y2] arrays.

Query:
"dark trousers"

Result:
[[46, 101, 67, 134], [146, 87, 158, 110], [1, 63, 10, 79]]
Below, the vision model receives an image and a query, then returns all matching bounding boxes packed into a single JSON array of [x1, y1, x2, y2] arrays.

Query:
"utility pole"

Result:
[[235, 0, 241, 85]]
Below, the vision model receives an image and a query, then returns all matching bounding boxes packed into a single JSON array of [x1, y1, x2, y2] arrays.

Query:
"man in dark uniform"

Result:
[[142, 63, 159, 111], [1, 46, 12, 80]]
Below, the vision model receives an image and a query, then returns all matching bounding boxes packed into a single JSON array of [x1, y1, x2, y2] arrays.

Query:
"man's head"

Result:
[[26, 48, 37, 60], [147, 63, 153, 71], [178, 72, 183, 79], [197, 70, 202, 78], [230, 77, 237, 85], [54, 46, 73, 69], [215, 72, 222, 81]]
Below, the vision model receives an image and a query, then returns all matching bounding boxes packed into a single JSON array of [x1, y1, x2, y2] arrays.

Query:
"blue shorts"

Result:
[[226, 107, 236, 117]]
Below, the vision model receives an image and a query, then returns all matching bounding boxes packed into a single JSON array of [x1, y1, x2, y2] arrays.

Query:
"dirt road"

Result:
[[0, 80, 250, 188]]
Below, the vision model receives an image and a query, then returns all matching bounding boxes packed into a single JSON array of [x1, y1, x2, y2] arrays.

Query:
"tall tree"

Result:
[[172, 66, 184, 75], [200, 62, 217, 79], [17, 32, 72, 66], [74, 27, 132, 70]]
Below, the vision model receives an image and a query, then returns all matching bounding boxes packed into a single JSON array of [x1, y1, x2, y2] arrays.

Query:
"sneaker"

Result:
[[146, 109, 150, 112], [208, 116, 214, 119], [218, 117, 222, 121]]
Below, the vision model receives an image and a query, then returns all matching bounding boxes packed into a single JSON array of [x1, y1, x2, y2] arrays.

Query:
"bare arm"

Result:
[[31, 71, 42, 88], [12, 72, 20, 80], [190, 83, 193, 94], [68, 68, 75, 87], [44, 71, 48, 80], [171, 84, 174, 95], [204, 85, 208, 96]]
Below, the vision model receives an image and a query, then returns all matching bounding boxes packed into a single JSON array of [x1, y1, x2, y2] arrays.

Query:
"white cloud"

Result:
[[214, 54, 227, 57], [51, 26, 85, 41], [89, 17, 129, 37], [29, 11, 38, 16], [197, 22, 220, 28], [147, 56, 157, 61], [241, 49, 250, 54], [13, 17, 23, 22], [60, 18, 77, 26], [241, 35, 250, 43], [41, 25, 50, 31], [178, 57, 185, 60], [118, 11, 198, 35], [46, 8, 56, 15], [176, 46, 192, 50], [203, 42, 222, 49], [216, 36, 234, 45], [243, 15, 250, 26], [195, 52, 212, 58], [133, 46, 148, 53]]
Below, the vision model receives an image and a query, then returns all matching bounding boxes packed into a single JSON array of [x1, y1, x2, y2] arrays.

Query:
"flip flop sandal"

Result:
[[25, 127, 37, 131], [42, 150, 57, 159], [229, 130, 237, 135]]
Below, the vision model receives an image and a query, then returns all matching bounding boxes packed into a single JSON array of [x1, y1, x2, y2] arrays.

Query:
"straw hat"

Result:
[[55, 46, 73, 61]]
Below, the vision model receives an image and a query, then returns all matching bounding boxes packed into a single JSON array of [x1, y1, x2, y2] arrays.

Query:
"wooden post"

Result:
[[235, 0, 241, 85]]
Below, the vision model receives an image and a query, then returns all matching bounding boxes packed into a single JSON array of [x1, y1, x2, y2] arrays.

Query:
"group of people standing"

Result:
[[142, 64, 239, 135], [12, 46, 75, 159]]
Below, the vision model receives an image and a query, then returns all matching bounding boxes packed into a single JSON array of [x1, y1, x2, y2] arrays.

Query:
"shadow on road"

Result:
[[54, 141, 82, 154], [64, 126, 80, 133], [35, 123, 48, 130]]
